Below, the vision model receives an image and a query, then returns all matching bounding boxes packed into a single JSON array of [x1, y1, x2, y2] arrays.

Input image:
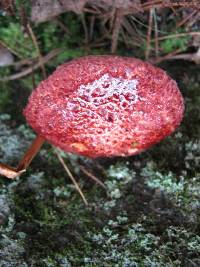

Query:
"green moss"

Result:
[[0, 22, 37, 59], [160, 35, 190, 53]]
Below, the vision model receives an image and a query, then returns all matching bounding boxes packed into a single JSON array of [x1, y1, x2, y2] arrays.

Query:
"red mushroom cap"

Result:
[[24, 55, 184, 158]]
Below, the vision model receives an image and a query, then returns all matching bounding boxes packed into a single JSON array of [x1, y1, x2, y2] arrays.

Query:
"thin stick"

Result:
[[111, 9, 123, 53], [89, 15, 95, 41], [159, 48, 200, 64], [141, 0, 161, 8], [151, 31, 200, 42], [150, 48, 183, 64], [81, 13, 89, 44], [79, 165, 106, 190], [153, 8, 159, 58], [54, 149, 88, 206], [0, 48, 63, 81], [0, 40, 23, 59], [142, 1, 199, 9], [145, 8, 153, 60], [54, 18, 69, 34], [17, 135, 45, 171], [176, 10, 197, 29], [27, 23, 47, 78]]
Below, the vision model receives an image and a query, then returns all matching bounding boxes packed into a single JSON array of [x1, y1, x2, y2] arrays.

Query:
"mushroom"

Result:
[[0, 55, 184, 179]]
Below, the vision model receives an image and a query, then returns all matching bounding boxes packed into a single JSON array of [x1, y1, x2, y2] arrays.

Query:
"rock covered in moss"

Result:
[[0, 235, 28, 267], [0, 194, 10, 225]]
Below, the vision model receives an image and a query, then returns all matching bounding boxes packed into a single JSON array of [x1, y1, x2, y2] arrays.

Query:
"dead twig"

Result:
[[111, 9, 124, 53], [27, 23, 47, 78], [153, 8, 159, 58], [89, 15, 95, 41], [142, 0, 200, 10], [176, 10, 197, 29], [54, 149, 88, 206], [152, 31, 200, 42], [162, 47, 200, 64], [0, 40, 22, 59], [142, 0, 161, 8], [10, 58, 36, 68], [79, 165, 106, 190], [150, 48, 183, 64], [81, 13, 89, 44], [54, 18, 69, 34], [145, 8, 153, 60], [0, 48, 63, 81]]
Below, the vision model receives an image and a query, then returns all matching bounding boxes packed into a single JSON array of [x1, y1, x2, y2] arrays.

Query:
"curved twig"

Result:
[[27, 23, 47, 78], [0, 48, 63, 82]]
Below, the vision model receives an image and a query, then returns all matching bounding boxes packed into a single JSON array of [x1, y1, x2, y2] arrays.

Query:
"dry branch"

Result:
[[54, 149, 88, 206], [0, 48, 63, 81], [27, 23, 47, 78]]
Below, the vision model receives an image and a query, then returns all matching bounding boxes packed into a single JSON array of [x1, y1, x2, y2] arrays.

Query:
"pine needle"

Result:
[[79, 165, 106, 190], [54, 149, 88, 206]]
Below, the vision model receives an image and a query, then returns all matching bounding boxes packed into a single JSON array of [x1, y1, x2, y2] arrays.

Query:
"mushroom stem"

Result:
[[17, 135, 45, 171], [0, 135, 45, 179], [0, 163, 24, 179]]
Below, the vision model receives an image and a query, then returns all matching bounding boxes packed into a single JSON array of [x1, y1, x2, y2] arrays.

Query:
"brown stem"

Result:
[[0, 135, 45, 179], [0, 163, 24, 179], [17, 135, 45, 171]]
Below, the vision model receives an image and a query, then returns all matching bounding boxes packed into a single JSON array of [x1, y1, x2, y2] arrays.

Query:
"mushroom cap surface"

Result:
[[24, 55, 184, 158]]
